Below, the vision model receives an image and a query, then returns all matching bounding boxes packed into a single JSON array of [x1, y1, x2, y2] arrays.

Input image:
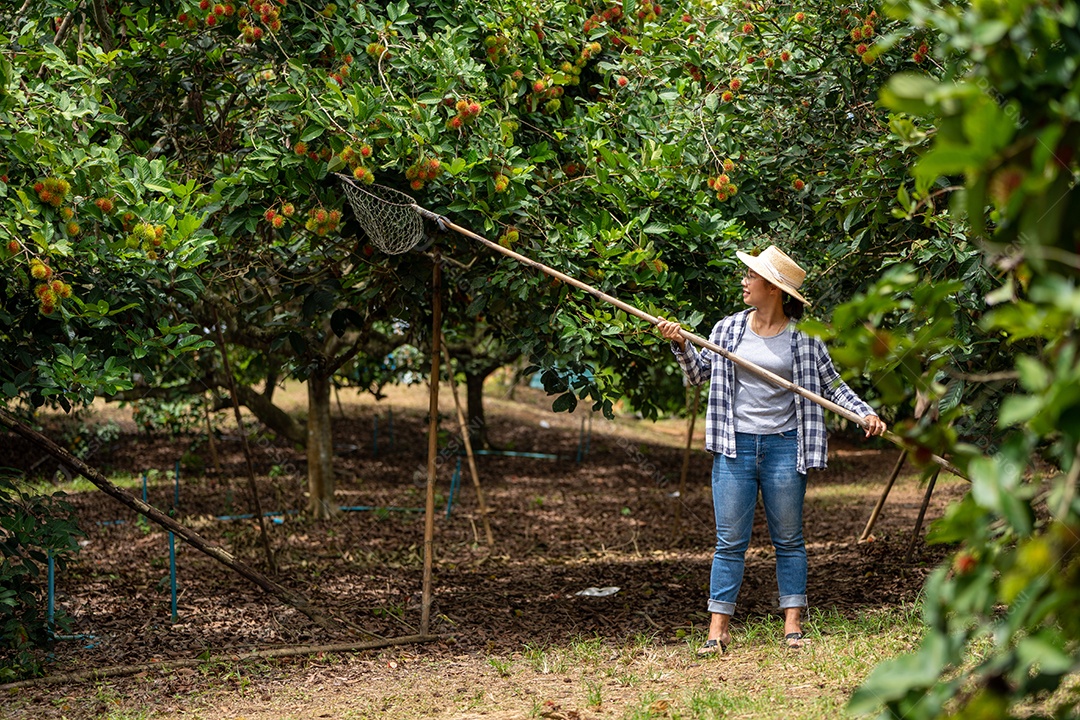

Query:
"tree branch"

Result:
[[90, 0, 114, 52], [0, 408, 350, 636]]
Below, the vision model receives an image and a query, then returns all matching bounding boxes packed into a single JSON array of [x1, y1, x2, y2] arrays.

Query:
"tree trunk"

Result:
[[465, 369, 489, 449], [306, 374, 337, 518]]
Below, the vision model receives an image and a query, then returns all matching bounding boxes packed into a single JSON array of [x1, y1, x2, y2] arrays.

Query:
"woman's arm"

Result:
[[814, 339, 887, 437], [657, 318, 714, 386]]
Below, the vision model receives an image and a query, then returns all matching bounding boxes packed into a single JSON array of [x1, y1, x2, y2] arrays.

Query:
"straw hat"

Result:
[[735, 245, 811, 306]]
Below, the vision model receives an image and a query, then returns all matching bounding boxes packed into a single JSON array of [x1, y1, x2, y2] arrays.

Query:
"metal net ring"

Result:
[[337, 175, 426, 255]]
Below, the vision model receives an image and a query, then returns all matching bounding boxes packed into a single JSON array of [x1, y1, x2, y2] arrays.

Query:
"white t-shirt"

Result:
[[732, 326, 797, 434]]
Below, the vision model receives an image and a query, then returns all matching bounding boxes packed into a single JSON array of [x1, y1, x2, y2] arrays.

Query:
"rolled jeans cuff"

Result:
[[779, 594, 807, 610], [707, 599, 736, 616]]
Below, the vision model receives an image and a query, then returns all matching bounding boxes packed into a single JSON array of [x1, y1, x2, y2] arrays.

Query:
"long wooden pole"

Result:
[[673, 385, 700, 538], [905, 468, 941, 562], [212, 306, 276, 574], [859, 450, 907, 542], [420, 259, 441, 636], [0, 408, 349, 635], [441, 336, 495, 547], [409, 204, 965, 481], [0, 635, 435, 691]]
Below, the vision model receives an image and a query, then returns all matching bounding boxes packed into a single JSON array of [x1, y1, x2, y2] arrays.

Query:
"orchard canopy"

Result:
[[2, 0, 966, 414]]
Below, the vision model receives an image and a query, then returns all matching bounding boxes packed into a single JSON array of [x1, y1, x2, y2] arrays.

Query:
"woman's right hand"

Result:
[[656, 319, 687, 351]]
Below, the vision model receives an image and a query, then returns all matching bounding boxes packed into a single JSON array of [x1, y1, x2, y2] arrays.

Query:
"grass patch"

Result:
[[20, 470, 148, 496]]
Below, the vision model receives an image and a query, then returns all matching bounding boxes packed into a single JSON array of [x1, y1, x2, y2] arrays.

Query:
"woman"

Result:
[[657, 245, 886, 654]]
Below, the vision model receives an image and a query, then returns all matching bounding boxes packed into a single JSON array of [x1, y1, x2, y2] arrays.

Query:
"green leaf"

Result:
[[879, 73, 941, 116], [330, 308, 363, 337], [300, 126, 325, 142], [997, 395, 1042, 427], [551, 392, 577, 413], [1015, 356, 1050, 392], [848, 633, 952, 713]]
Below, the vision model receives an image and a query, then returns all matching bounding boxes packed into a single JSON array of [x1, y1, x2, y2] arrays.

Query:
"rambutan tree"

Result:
[[0, 39, 214, 414]]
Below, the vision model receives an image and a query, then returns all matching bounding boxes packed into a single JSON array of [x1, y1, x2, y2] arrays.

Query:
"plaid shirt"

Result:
[[673, 309, 874, 473]]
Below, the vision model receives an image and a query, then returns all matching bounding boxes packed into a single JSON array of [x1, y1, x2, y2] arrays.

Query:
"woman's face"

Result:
[[741, 268, 776, 308]]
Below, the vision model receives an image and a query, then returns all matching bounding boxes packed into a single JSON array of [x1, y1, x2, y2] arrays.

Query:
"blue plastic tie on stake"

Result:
[[169, 532, 178, 623], [214, 509, 298, 522], [445, 457, 461, 519], [142, 472, 148, 503], [455, 449, 559, 460]]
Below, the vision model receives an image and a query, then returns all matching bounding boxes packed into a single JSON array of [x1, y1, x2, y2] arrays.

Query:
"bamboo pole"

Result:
[[203, 404, 221, 474], [673, 385, 701, 539], [212, 306, 276, 574], [406, 202, 965, 481], [421, 259, 442, 636], [905, 468, 941, 562], [441, 335, 494, 547], [859, 450, 907, 542], [0, 409, 349, 635], [0, 635, 437, 691]]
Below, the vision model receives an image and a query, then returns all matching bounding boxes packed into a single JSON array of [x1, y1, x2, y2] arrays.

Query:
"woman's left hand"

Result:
[[862, 415, 887, 437]]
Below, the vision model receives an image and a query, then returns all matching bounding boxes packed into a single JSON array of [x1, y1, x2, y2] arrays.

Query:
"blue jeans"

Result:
[[708, 430, 808, 616]]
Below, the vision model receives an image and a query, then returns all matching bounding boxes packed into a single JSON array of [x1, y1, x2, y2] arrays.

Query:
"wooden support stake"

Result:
[[204, 403, 221, 474], [905, 468, 941, 562], [859, 450, 907, 542], [441, 336, 494, 547], [421, 259, 442, 636], [673, 385, 700, 539], [0, 409, 350, 635], [212, 306, 276, 574]]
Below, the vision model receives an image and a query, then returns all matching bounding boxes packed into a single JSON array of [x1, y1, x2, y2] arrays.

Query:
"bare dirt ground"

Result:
[[0, 382, 965, 719]]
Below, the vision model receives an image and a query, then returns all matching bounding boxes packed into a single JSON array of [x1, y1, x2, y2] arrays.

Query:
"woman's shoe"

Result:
[[784, 632, 805, 649], [696, 638, 727, 657]]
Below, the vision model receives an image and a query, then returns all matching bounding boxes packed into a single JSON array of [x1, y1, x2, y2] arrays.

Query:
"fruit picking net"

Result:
[[337, 174, 426, 255]]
